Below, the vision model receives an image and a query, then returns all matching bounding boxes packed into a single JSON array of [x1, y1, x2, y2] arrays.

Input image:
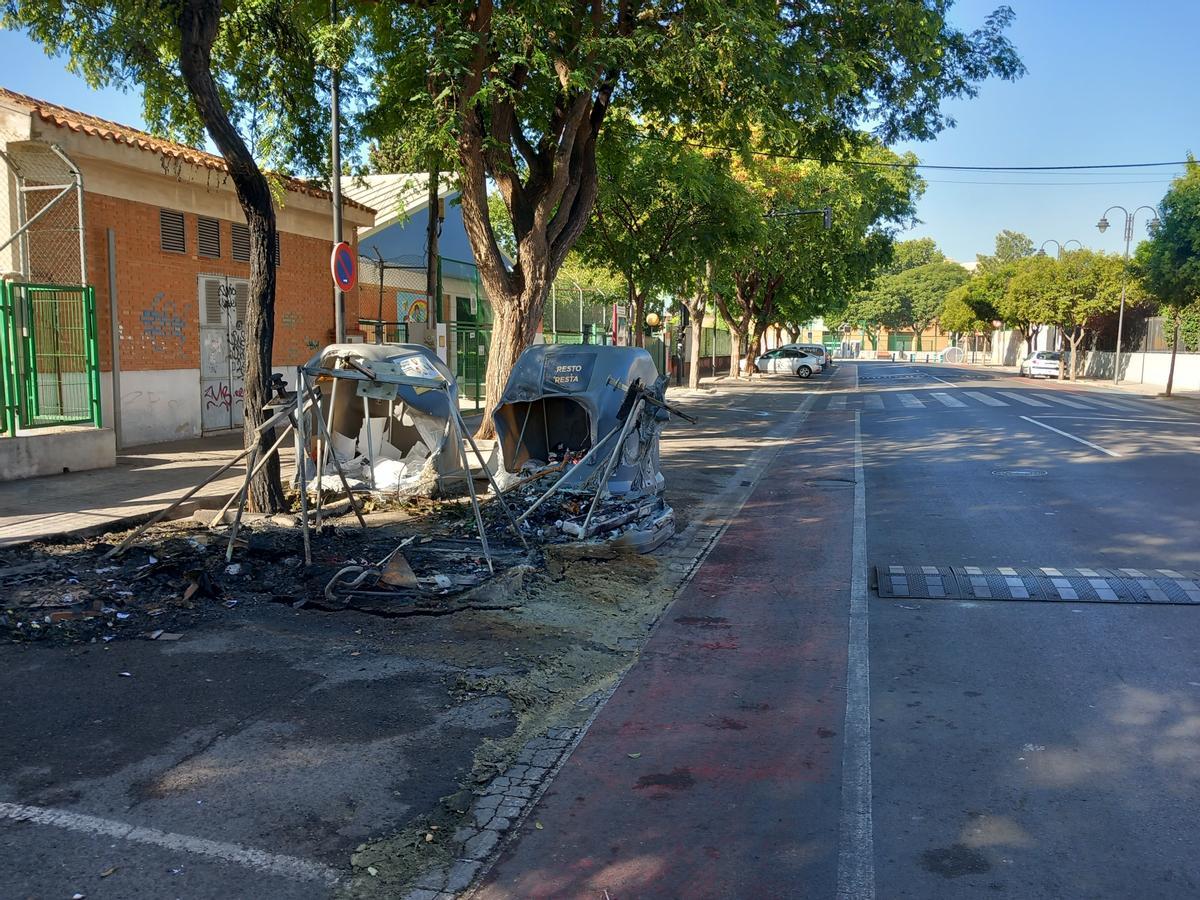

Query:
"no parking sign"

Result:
[[330, 241, 357, 292]]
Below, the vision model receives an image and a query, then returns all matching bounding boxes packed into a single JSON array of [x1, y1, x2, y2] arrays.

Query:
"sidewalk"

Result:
[[473, 407, 859, 898], [0, 432, 260, 548], [0, 410, 488, 549]]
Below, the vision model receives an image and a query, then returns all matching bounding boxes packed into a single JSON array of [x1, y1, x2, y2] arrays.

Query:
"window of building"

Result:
[[197, 216, 221, 258], [160, 209, 186, 253]]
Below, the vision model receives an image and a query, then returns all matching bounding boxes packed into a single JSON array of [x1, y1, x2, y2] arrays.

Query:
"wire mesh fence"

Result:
[[0, 142, 86, 286]]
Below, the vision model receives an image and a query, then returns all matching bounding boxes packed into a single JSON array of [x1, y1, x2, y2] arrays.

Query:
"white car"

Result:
[[1020, 351, 1063, 378], [781, 343, 831, 369], [753, 347, 823, 378]]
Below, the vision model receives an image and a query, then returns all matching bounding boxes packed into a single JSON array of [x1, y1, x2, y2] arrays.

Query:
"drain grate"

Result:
[[875, 565, 1200, 605]]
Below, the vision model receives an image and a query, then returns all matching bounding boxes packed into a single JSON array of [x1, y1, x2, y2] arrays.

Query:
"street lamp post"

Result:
[[1096, 206, 1161, 384], [1036, 239, 1083, 258]]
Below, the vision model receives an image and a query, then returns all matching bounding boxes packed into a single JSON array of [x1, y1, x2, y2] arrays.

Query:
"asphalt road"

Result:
[[851, 362, 1200, 898], [0, 374, 834, 900]]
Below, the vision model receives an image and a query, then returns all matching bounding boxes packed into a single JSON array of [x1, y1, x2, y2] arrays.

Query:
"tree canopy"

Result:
[[574, 119, 758, 345], [714, 141, 923, 368], [1136, 157, 1200, 346]]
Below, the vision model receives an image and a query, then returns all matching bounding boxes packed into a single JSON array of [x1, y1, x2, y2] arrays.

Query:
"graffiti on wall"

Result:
[[141, 292, 187, 352], [227, 327, 246, 379], [203, 381, 244, 412]]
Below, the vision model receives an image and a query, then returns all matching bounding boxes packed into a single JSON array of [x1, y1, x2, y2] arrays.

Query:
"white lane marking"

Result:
[[963, 391, 1007, 407], [837, 410, 874, 900], [932, 392, 966, 408], [1038, 394, 1093, 409], [829, 394, 848, 410], [897, 393, 924, 409], [0, 801, 340, 885], [863, 394, 884, 410], [998, 391, 1051, 407], [1031, 416, 1200, 426], [1020, 416, 1121, 457], [929, 373, 959, 387]]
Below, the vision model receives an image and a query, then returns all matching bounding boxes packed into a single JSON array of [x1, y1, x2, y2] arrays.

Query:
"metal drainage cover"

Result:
[[875, 565, 1200, 605], [992, 469, 1047, 478]]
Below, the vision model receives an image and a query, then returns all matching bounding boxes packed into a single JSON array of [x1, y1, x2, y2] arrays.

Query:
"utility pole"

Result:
[[426, 159, 440, 339], [329, 0, 345, 343]]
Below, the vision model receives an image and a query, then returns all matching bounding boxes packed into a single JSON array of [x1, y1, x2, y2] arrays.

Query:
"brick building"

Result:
[[0, 88, 373, 479]]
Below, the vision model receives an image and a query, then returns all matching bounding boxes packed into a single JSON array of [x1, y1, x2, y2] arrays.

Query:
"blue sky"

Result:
[[2, 1, 1197, 264]]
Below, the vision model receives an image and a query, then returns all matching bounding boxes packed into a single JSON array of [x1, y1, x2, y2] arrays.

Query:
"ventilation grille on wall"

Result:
[[230, 223, 281, 266], [231, 222, 250, 262], [198, 217, 221, 258], [160, 209, 185, 253], [202, 276, 250, 326]]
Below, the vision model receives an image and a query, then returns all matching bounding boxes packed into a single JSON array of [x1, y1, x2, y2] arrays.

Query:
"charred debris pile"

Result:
[[1, 345, 693, 638]]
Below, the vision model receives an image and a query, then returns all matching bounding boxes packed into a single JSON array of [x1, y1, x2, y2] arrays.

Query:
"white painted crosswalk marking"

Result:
[[932, 392, 967, 408], [1039, 394, 1093, 409], [964, 391, 1007, 407], [1073, 396, 1123, 409], [998, 391, 1051, 407], [863, 394, 884, 410], [829, 395, 847, 410], [897, 393, 924, 408]]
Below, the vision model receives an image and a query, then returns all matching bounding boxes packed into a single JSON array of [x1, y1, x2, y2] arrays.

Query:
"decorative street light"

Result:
[[1036, 239, 1083, 258], [645, 312, 661, 328], [1096, 205, 1161, 384]]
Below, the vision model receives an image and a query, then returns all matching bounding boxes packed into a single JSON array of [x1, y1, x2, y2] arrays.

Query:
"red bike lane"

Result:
[[475, 410, 857, 899]]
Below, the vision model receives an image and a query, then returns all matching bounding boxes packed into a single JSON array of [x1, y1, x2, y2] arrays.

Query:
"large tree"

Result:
[[575, 120, 755, 350], [1135, 157, 1200, 395], [843, 241, 964, 349], [5, 0, 336, 511], [715, 144, 922, 373], [365, 1, 1023, 434], [1007, 252, 1124, 380]]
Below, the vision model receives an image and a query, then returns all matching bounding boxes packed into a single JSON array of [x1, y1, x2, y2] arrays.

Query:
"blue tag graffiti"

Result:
[[141, 292, 187, 352]]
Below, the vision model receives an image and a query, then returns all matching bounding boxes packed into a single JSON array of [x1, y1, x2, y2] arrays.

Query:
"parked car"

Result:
[[1020, 350, 1063, 378], [782, 343, 832, 368], [752, 347, 823, 378]]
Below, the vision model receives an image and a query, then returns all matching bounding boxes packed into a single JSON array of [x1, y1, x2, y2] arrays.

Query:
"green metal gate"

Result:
[[0, 281, 101, 435], [454, 324, 491, 411]]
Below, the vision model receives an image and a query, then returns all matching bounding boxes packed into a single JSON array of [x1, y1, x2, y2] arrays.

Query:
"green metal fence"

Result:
[[0, 281, 101, 435]]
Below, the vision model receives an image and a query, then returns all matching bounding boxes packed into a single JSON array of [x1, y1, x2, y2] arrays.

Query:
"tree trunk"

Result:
[[1165, 314, 1181, 397], [729, 329, 744, 378], [178, 0, 285, 513], [687, 310, 703, 388], [631, 285, 646, 348]]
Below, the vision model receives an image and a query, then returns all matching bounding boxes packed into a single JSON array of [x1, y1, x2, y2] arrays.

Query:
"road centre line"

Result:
[[1020, 416, 1121, 457], [836, 411, 874, 900], [0, 801, 341, 885]]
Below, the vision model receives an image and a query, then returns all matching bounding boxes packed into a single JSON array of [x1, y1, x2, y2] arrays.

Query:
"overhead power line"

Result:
[[641, 132, 1189, 173]]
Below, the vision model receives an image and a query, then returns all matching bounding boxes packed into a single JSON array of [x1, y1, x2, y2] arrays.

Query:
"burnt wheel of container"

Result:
[[797, 365, 812, 378]]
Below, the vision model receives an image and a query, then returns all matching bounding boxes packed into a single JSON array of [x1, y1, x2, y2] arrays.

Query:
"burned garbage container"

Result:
[[494, 344, 678, 551], [303, 343, 458, 496]]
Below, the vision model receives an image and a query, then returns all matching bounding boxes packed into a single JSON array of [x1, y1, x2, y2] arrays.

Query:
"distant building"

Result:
[[0, 87, 373, 479], [341, 174, 496, 400]]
